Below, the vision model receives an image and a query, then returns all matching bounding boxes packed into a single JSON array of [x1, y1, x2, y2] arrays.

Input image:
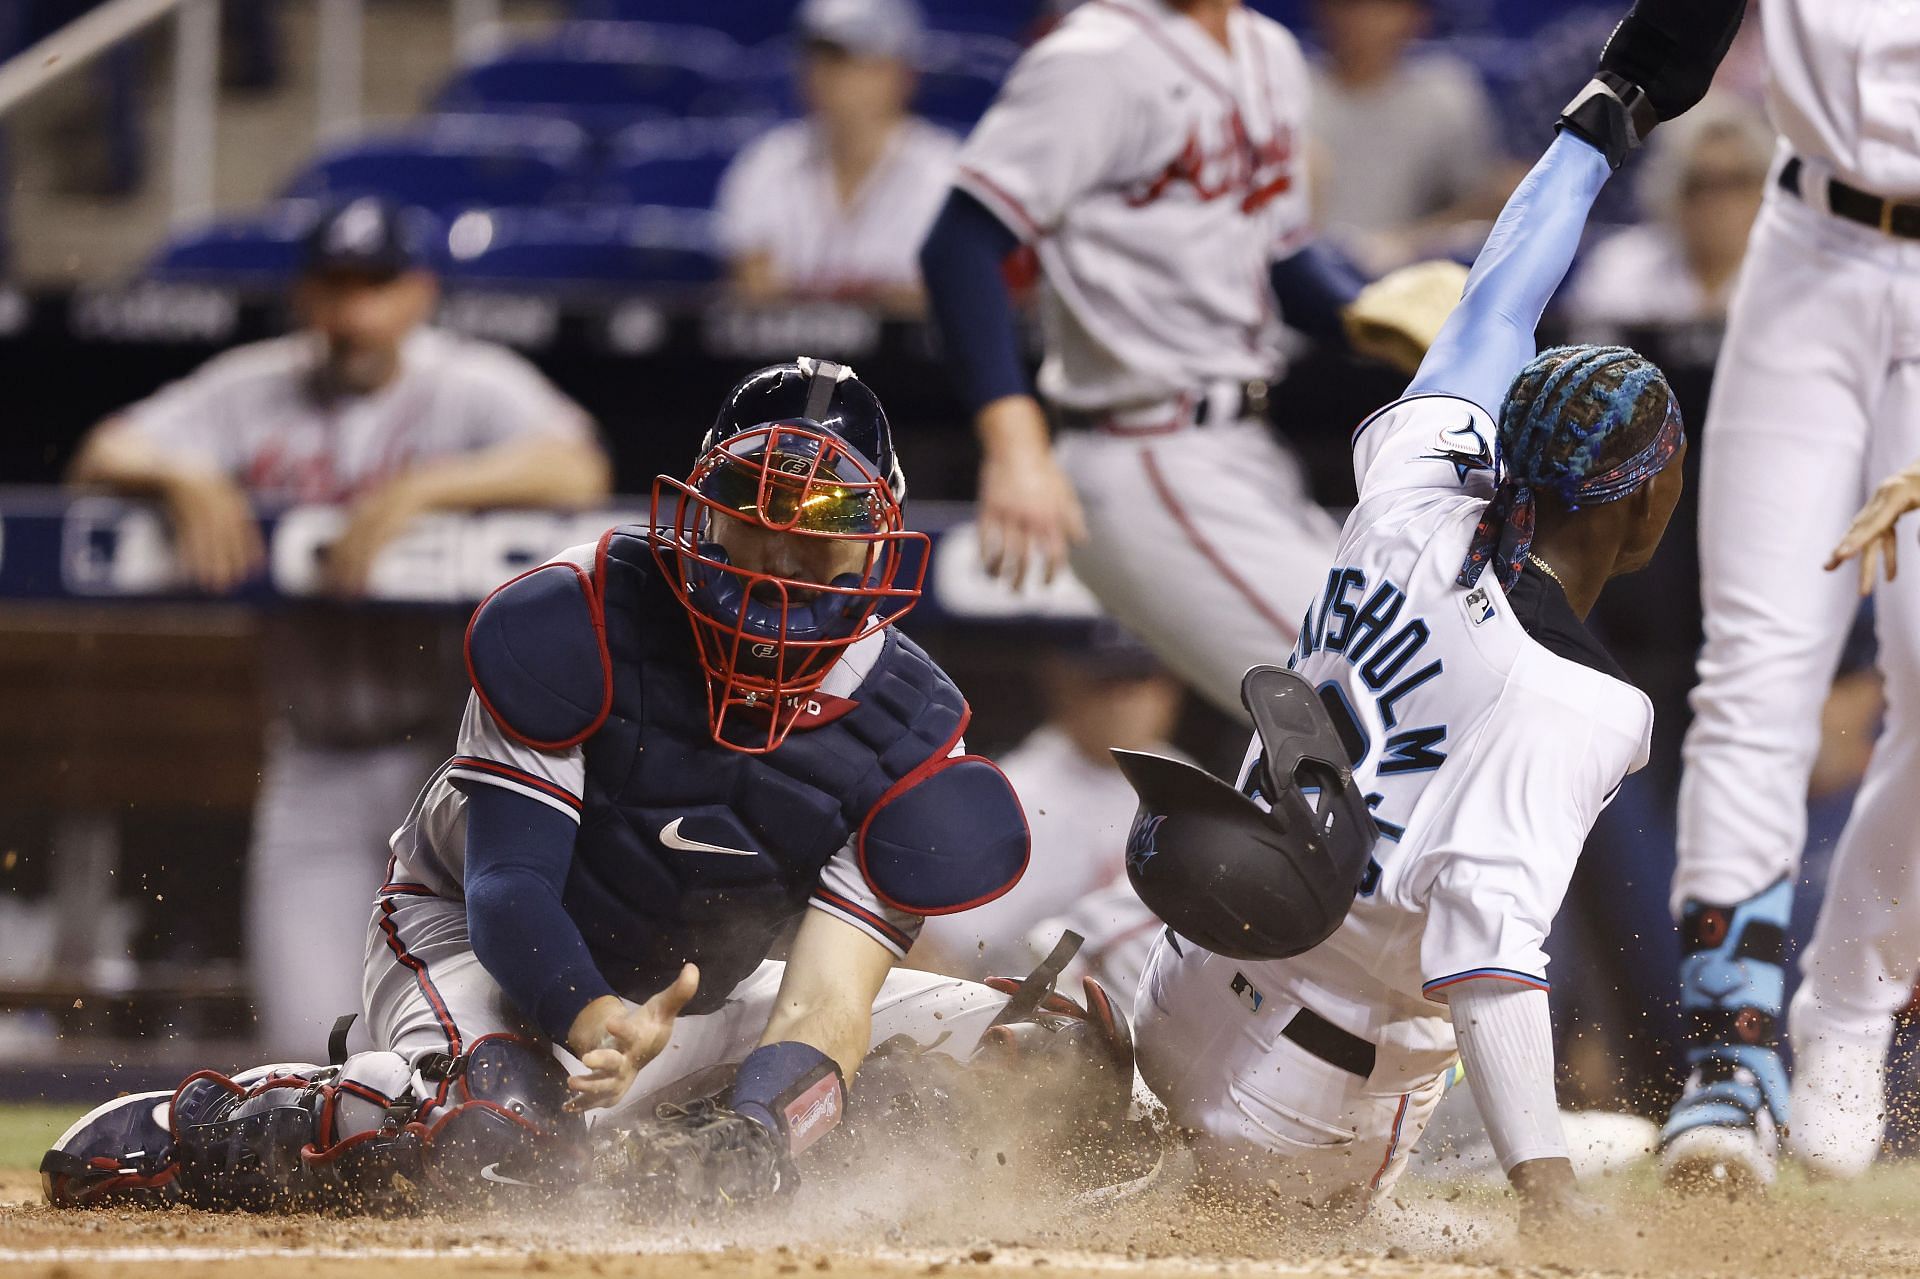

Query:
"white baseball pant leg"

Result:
[[1794, 243, 1920, 1033], [1674, 191, 1909, 910], [1059, 421, 1341, 720], [363, 892, 1015, 1111], [248, 731, 439, 1059], [1131, 935, 1445, 1210]]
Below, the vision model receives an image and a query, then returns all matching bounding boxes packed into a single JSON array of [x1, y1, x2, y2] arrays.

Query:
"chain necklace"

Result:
[[1525, 552, 1566, 589]]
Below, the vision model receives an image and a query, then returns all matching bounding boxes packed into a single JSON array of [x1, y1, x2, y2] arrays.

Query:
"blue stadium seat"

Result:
[[566, 0, 796, 46], [148, 201, 325, 283], [285, 115, 591, 215], [436, 22, 754, 129], [602, 116, 770, 208], [438, 205, 720, 289]]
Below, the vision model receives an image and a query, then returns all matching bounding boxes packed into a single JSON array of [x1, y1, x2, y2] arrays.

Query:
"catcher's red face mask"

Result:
[[650, 422, 928, 753]]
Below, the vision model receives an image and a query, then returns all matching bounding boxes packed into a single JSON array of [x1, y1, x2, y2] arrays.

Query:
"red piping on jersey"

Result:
[[855, 709, 1034, 918], [957, 166, 1044, 241], [810, 887, 916, 954], [1093, 0, 1237, 107], [1139, 446, 1299, 643], [378, 898, 463, 1117], [463, 558, 613, 752], [1091, 392, 1197, 437], [1370, 1092, 1412, 1190], [449, 756, 584, 811]]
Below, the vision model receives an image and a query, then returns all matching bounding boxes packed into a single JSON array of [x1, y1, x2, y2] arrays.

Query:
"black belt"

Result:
[[1281, 1006, 1377, 1079], [1056, 379, 1271, 433], [1779, 157, 1920, 240]]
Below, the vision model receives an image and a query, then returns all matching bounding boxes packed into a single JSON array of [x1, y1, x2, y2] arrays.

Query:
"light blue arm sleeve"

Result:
[[1405, 133, 1614, 414]]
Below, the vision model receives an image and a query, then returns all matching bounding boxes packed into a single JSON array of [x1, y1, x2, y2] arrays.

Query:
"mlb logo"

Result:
[[1464, 586, 1495, 625], [1230, 971, 1264, 1014]]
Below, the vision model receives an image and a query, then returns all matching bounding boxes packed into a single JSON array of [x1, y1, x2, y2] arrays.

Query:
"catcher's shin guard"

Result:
[[1661, 878, 1791, 1190], [410, 1033, 583, 1201]]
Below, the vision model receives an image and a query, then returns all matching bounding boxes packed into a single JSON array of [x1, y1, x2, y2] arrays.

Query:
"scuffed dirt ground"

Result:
[[10, 1158, 1920, 1279]]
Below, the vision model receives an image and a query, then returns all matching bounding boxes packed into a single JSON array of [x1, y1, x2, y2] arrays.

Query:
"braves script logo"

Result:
[[1421, 416, 1495, 483], [783, 1075, 843, 1156], [1126, 114, 1295, 213], [1126, 811, 1168, 875]]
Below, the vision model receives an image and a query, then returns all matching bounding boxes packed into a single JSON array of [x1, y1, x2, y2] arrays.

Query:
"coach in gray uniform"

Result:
[[68, 199, 611, 1057]]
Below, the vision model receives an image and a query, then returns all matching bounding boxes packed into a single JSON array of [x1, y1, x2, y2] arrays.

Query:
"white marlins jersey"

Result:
[[955, 0, 1313, 410], [1232, 395, 1653, 1087], [1762, 0, 1920, 197]]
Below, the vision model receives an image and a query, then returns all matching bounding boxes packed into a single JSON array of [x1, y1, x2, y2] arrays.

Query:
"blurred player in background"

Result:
[[1306, 0, 1501, 264], [919, 0, 1462, 721], [1563, 96, 1772, 342], [1661, 1, 1920, 1189], [66, 197, 609, 1058], [1116, 0, 1742, 1222], [917, 623, 1181, 1001], [715, 0, 957, 311]]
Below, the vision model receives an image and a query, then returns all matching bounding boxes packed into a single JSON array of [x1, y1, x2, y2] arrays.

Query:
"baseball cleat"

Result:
[[1661, 880, 1792, 1194], [40, 1090, 181, 1209], [1786, 992, 1890, 1181], [1659, 1111, 1776, 1193]]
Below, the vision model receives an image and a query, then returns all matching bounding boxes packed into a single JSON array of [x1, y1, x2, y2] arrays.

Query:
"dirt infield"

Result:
[[11, 1154, 1920, 1279]]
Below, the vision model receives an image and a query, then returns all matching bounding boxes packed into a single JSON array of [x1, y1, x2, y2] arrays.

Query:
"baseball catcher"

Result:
[[41, 359, 1137, 1216]]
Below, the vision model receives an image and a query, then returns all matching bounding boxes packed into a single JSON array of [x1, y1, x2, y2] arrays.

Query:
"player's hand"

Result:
[[1826, 468, 1920, 596], [322, 475, 431, 597], [975, 395, 1087, 591], [160, 468, 265, 594], [565, 964, 699, 1113]]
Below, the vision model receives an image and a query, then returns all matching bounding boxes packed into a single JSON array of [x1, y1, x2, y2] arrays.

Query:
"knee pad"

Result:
[[1668, 878, 1792, 1136], [410, 1034, 584, 1201]]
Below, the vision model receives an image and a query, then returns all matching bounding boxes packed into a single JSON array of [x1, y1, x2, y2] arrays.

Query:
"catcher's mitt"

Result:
[[1342, 260, 1471, 376]]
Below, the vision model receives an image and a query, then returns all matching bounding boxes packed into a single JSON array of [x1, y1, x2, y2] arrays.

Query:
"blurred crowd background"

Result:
[[0, 0, 1905, 1143]]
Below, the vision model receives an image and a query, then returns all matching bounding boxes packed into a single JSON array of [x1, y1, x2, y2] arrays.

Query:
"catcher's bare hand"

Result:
[[161, 468, 266, 594], [1826, 467, 1920, 596], [975, 395, 1087, 592], [565, 963, 699, 1112]]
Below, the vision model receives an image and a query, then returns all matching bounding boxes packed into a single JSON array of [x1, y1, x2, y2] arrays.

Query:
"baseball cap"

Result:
[[796, 0, 925, 61], [301, 196, 430, 280]]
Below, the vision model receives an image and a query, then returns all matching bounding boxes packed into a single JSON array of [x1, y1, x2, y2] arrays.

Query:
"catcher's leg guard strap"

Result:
[[413, 1034, 582, 1197]]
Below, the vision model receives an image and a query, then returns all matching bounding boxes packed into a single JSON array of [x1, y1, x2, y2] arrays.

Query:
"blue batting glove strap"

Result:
[[729, 1042, 846, 1157], [1663, 879, 1793, 1140]]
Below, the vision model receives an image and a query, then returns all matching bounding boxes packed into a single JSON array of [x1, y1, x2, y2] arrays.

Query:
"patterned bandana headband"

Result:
[[1456, 394, 1685, 591]]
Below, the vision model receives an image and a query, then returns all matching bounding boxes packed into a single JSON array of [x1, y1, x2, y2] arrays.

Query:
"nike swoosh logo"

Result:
[[480, 1162, 534, 1187], [659, 817, 760, 857]]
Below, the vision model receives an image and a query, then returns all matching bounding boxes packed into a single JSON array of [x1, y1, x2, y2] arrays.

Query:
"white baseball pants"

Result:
[[1132, 934, 1446, 1211], [362, 891, 1014, 1117], [248, 731, 439, 1059], [1058, 419, 1341, 720], [1676, 184, 1920, 1027]]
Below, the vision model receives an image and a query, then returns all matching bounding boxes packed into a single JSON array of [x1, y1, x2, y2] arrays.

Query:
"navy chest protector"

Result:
[[464, 528, 1028, 1013]]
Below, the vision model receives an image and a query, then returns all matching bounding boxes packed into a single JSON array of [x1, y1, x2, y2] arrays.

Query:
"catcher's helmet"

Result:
[[1114, 666, 1379, 960], [651, 358, 927, 753]]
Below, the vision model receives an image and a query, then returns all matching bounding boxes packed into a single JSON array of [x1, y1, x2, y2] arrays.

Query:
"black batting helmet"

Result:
[[1115, 666, 1379, 961]]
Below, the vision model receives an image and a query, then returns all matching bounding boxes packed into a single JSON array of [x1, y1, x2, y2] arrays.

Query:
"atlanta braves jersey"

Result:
[[385, 546, 927, 963], [1236, 392, 1653, 1088], [954, 0, 1313, 410]]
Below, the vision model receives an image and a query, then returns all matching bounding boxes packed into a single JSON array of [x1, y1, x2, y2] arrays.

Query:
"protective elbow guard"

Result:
[[1557, 73, 1657, 171]]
